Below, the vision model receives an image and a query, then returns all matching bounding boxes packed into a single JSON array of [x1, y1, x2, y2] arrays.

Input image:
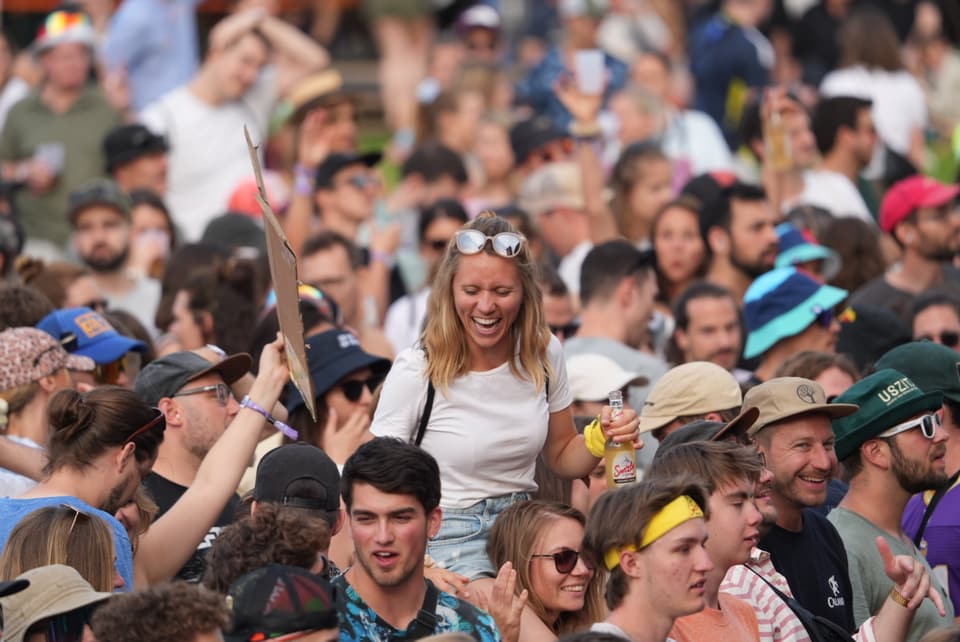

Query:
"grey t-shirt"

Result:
[[828, 506, 954, 642]]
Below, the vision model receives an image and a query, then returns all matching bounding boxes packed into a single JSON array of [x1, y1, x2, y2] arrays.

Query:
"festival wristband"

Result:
[[294, 164, 313, 197], [584, 418, 606, 458], [603, 495, 704, 570], [240, 395, 298, 440], [889, 588, 910, 608]]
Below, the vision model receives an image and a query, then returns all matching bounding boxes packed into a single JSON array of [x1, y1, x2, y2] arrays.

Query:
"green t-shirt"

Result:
[[0, 85, 120, 246], [828, 506, 954, 642]]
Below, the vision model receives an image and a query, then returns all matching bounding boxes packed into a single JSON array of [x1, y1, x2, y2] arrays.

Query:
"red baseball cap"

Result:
[[880, 175, 960, 233]]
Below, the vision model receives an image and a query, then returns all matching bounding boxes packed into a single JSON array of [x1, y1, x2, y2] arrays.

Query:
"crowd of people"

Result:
[[0, 0, 960, 640]]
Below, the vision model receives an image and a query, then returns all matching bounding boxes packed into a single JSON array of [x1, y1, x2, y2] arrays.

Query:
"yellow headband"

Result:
[[603, 495, 704, 571]]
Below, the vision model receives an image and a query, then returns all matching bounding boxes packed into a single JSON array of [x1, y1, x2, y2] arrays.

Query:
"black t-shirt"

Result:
[[143, 473, 239, 583], [759, 508, 855, 632]]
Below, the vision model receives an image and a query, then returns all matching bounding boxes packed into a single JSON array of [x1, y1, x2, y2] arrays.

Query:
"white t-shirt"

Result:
[[559, 241, 594, 297], [139, 68, 276, 241], [371, 336, 572, 509], [799, 169, 875, 224], [590, 621, 676, 642], [384, 287, 431, 355], [663, 109, 733, 175]]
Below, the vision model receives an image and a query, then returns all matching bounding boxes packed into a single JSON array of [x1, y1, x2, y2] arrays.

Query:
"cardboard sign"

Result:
[[244, 126, 317, 421]]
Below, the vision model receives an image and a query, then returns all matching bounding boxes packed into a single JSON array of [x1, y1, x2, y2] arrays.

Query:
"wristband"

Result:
[[584, 417, 606, 458], [889, 588, 910, 608], [370, 249, 396, 269], [240, 395, 298, 440], [205, 344, 227, 360], [294, 163, 313, 197]]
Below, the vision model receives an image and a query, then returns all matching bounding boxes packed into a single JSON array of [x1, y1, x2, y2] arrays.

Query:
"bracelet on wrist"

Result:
[[889, 587, 910, 608], [240, 395, 298, 440], [370, 249, 396, 269], [293, 164, 313, 197]]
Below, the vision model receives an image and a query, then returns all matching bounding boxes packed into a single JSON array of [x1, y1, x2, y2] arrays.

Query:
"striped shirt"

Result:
[[722, 548, 879, 642]]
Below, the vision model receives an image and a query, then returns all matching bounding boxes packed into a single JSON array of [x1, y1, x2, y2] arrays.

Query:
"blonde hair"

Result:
[[487, 500, 605, 634], [0, 505, 116, 592], [421, 211, 551, 391]]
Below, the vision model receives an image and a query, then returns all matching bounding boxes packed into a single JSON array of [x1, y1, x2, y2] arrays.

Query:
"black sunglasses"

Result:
[[530, 548, 591, 574], [337, 376, 383, 402], [919, 331, 960, 348], [549, 321, 580, 339]]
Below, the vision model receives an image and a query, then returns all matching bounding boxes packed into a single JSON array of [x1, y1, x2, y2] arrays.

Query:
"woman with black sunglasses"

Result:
[[487, 500, 604, 639], [371, 212, 640, 583]]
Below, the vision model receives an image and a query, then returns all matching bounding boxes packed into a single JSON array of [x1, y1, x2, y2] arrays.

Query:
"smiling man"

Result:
[[334, 438, 501, 642], [741, 377, 859, 630], [830, 369, 955, 642]]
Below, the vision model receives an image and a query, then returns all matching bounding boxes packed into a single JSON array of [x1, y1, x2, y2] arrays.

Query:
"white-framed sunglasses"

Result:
[[877, 413, 941, 440], [454, 229, 525, 258]]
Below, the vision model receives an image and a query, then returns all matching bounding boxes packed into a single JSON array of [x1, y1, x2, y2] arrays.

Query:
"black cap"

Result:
[[226, 565, 338, 642], [67, 179, 132, 224], [103, 124, 168, 173], [134, 351, 252, 406], [201, 213, 267, 256], [253, 443, 340, 512], [655, 420, 726, 458], [314, 152, 382, 189], [509, 116, 567, 165]]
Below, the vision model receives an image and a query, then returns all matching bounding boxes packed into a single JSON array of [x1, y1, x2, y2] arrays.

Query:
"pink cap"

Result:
[[880, 175, 960, 233]]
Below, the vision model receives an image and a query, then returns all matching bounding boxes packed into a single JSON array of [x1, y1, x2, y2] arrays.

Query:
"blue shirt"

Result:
[[101, 0, 200, 111], [0, 496, 134, 591], [333, 576, 501, 642], [515, 47, 627, 130]]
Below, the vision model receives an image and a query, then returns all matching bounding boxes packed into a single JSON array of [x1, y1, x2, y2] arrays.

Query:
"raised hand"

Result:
[[876, 536, 946, 616], [475, 562, 529, 642]]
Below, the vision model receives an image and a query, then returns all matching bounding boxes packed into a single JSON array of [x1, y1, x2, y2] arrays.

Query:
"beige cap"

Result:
[[639, 362, 742, 433], [566, 354, 649, 402], [742, 377, 859, 437], [520, 162, 585, 216], [287, 69, 348, 120], [0, 564, 112, 642]]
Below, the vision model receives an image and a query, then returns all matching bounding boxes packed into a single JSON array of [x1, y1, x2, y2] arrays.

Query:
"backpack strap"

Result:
[[404, 580, 441, 640], [414, 380, 435, 447]]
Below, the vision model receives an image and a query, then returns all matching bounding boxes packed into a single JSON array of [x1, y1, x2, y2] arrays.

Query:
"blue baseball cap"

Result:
[[285, 329, 391, 414], [743, 268, 848, 359], [37, 307, 146, 365], [774, 223, 840, 281]]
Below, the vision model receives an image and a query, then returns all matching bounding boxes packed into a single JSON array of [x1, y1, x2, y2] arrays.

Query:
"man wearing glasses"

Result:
[[830, 369, 955, 641], [134, 347, 252, 582]]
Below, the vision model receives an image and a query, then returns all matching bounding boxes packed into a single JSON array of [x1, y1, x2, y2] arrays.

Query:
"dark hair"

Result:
[[672, 280, 737, 330], [819, 217, 884, 293], [647, 440, 763, 493], [202, 503, 330, 593], [494, 205, 538, 243], [0, 284, 55, 331], [302, 230, 363, 270], [812, 96, 873, 156], [155, 243, 229, 330], [912, 291, 960, 324], [249, 302, 337, 369], [579, 240, 654, 307], [838, 7, 903, 72], [180, 258, 261, 356], [538, 263, 568, 298], [103, 310, 156, 367], [652, 197, 709, 304], [739, 92, 807, 159], [559, 634, 633, 642], [341, 437, 441, 513], [46, 387, 164, 474], [91, 582, 230, 642], [129, 189, 177, 251], [774, 350, 861, 383], [418, 199, 468, 242], [401, 141, 468, 185], [14, 258, 90, 309], [700, 182, 767, 238]]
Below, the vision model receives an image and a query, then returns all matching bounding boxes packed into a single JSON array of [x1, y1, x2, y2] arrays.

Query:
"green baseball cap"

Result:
[[875, 341, 960, 404], [831, 369, 943, 461]]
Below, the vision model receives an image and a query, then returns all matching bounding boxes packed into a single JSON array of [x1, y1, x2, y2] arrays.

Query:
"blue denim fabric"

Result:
[[428, 492, 530, 580]]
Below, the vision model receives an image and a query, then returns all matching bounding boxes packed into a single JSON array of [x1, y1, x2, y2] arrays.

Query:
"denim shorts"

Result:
[[428, 492, 530, 580]]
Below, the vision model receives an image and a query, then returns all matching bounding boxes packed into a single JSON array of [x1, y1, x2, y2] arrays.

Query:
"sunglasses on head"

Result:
[[530, 548, 590, 574], [878, 413, 941, 440], [337, 376, 383, 402], [918, 331, 960, 348], [455, 229, 525, 258]]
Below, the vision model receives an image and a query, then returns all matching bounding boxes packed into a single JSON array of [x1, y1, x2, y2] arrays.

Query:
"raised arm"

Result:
[[0, 436, 45, 480]]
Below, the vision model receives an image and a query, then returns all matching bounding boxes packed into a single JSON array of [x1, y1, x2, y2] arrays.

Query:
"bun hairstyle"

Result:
[[46, 386, 163, 474]]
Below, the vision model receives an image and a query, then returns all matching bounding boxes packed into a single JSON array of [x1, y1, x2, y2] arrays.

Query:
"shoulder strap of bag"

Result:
[[404, 580, 441, 640], [746, 565, 854, 642], [414, 380, 436, 447], [913, 469, 960, 548]]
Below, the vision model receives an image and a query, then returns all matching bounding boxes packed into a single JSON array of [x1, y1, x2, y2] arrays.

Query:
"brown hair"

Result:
[[838, 7, 904, 72], [583, 476, 709, 610], [775, 351, 861, 384], [487, 500, 603, 634], [45, 387, 164, 474], [0, 284, 55, 331], [609, 141, 670, 242], [91, 582, 230, 642], [647, 441, 763, 494], [15, 257, 91, 309], [820, 217, 885, 293], [202, 503, 331, 593], [0, 505, 116, 592], [651, 196, 709, 304]]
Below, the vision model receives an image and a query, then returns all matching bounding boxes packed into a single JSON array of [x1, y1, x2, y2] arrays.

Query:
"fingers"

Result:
[[907, 571, 930, 610], [876, 536, 900, 579], [928, 579, 947, 617]]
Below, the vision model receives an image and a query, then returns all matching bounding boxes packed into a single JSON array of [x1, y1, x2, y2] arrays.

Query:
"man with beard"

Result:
[[334, 437, 500, 641], [668, 281, 744, 373], [830, 369, 955, 641], [741, 377, 859, 630], [743, 268, 848, 386], [851, 176, 960, 326], [68, 179, 161, 334], [134, 347, 251, 582], [698, 180, 780, 305]]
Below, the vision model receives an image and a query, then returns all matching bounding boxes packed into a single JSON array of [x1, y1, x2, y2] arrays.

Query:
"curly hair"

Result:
[[90, 582, 229, 642], [202, 503, 331, 593]]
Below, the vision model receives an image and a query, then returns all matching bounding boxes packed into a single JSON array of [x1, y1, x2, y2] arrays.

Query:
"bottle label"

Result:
[[610, 451, 636, 484]]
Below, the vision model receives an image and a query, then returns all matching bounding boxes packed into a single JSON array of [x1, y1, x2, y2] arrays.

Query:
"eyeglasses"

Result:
[[918, 331, 960, 348], [549, 321, 580, 339], [878, 413, 941, 440], [43, 603, 101, 642], [125, 407, 165, 445], [81, 298, 108, 313], [338, 174, 378, 190], [174, 382, 232, 406], [530, 548, 591, 574], [812, 307, 835, 329], [94, 353, 141, 385], [424, 238, 450, 252], [455, 229, 525, 258], [337, 376, 383, 402]]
